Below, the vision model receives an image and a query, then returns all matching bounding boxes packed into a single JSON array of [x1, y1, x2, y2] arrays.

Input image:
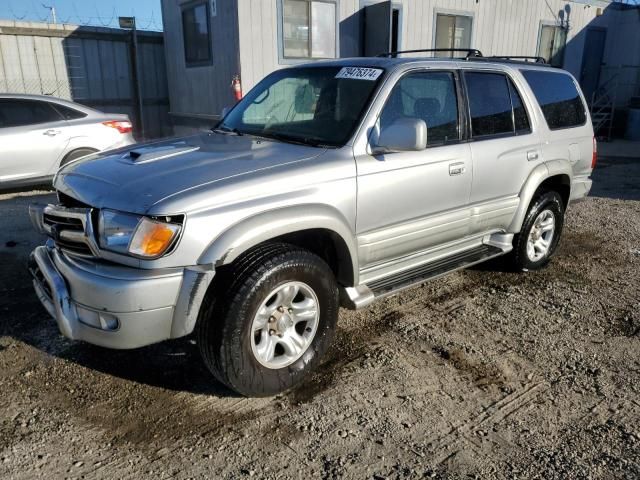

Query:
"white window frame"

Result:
[[277, 0, 340, 65], [536, 21, 568, 67], [431, 9, 475, 53]]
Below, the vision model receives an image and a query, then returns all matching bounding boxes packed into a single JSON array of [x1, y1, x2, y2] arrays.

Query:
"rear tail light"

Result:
[[591, 136, 597, 169], [103, 120, 133, 134]]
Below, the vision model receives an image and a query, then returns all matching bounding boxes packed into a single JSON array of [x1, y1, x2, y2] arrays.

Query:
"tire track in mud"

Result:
[[425, 381, 549, 465]]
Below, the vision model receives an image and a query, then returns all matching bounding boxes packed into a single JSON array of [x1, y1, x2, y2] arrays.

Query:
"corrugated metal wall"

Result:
[[235, 0, 605, 92], [0, 20, 170, 139]]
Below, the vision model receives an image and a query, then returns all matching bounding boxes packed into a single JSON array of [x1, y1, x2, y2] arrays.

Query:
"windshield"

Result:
[[219, 66, 385, 147]]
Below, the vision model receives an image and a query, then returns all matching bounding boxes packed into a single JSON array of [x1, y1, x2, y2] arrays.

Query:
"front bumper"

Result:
[[29, 245, 214, 349]]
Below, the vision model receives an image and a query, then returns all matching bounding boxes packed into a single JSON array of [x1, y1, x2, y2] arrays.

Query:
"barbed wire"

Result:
[[3, 0, 163, 31]]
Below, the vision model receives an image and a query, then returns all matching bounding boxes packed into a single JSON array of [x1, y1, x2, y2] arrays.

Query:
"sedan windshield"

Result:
[[218, 66, 385, 147]]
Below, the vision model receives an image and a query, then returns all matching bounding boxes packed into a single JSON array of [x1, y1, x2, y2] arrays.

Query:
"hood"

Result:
[[55, 132, 325, 214]]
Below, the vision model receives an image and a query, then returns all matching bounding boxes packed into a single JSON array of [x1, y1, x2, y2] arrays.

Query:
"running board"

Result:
[[342, 244, 506, 309], [368, 244, 503, 297]]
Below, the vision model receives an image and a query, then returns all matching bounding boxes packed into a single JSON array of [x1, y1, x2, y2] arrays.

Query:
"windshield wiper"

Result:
[[211, 124, 244, 136], [259, 132, 334, 148]]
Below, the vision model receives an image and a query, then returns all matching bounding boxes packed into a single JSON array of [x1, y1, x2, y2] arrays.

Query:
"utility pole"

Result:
[[119, 16, 145, 139], [42, 4, 57, 24]]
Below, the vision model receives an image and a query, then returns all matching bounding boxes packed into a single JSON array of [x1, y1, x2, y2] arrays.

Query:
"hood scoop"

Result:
[[125, 144, 200, 164]]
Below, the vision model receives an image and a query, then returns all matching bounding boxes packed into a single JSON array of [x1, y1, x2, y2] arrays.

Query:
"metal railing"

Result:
[[591, 73, 618, 141]]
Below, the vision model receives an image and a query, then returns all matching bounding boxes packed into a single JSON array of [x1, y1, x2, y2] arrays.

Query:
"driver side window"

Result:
[[379, 71, 460, 146]]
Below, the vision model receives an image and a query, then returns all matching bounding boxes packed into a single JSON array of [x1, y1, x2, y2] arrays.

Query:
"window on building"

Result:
[[537, 25, 567, 67], [434, 13, 472, 56], [380, 71, 460, 145], [182, 2, 211, 66], [465, 72, 531, 138], [522, 70, 587, 130], [282, 0, 337, 59], [0, 100, 62, 128]]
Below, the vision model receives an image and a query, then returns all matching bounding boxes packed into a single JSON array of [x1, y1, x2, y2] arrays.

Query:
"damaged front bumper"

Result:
[[29, 244, 214, 349]]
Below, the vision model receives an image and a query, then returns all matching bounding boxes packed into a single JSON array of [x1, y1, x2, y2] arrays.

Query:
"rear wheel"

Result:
[[60, 148, 98, 167], [508, 191, 565, 271], [197, 243, 339, 397]]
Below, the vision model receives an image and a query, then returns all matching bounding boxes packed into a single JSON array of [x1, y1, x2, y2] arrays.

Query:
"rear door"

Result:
[[0, 99, 70, 183], [356, 69, 472, 267], [463, 70, 543, 234]]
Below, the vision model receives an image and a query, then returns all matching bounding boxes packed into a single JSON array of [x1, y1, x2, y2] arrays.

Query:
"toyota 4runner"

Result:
[[29, 51, 595, 396]]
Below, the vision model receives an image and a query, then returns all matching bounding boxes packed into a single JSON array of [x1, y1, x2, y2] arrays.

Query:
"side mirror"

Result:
[[373, 118, 428, 154]]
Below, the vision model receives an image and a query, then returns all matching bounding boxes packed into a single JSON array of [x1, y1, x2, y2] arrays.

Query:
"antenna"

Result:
[[42, 4, 57, 24]]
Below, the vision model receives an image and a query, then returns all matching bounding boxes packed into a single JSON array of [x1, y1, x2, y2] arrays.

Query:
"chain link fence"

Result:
[[0, 78, 73, 100]]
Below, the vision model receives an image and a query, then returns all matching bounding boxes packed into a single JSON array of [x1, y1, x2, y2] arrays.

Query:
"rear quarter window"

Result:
[[52, 104, 88, 120], [521, 70, 587, 130]]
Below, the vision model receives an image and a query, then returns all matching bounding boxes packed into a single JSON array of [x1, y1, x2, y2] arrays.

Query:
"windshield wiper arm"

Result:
[[259, 132, 333, 148], [211, 124, 244, 136]]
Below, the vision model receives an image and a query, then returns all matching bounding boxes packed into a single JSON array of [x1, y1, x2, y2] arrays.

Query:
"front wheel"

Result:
[[508, 191, 565, 271], [197, 243, 339, 397]]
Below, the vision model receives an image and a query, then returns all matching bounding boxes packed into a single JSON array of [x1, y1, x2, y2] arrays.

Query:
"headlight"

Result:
[[98, 209, 181, 258]]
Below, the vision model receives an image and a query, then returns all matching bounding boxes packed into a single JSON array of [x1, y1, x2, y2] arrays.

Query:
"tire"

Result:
[[508, 190, 565, 271], [197, 243, 339, 397], [60, 148, 98, 167]]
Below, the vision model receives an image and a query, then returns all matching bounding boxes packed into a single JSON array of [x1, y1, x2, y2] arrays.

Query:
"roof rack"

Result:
[[488, 56, 547, 64], [378, 48, 484, 59]]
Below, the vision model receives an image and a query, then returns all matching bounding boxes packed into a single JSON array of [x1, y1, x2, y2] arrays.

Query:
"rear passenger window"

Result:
[[0, 99, 62, 128], [380, 71, 460, 145], [521, 70, 586, 130], [464, 72, 513, 137], [508, 80, 531, 133]]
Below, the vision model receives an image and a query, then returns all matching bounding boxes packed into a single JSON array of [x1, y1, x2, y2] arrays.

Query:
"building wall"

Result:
[[161, 0, 241, 132], [0, 20, 170, 139], [235, 0, 607, 93]]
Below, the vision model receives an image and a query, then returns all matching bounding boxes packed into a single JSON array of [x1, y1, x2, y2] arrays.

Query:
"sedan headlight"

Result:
[[98, 209, 181, 258]]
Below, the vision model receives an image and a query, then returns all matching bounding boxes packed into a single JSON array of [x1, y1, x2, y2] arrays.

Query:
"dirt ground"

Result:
[[0, 157, 639, 480]]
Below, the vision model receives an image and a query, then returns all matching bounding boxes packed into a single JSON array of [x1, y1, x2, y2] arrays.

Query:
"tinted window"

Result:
[[522, 70, 586, 129], [182, 2, 211, 65], [380, 71, 459, 145], [52, 103, 87, 120], [465, 72, 513, 137], [508, 80, 531, 133], [0, 99, 62, 128]]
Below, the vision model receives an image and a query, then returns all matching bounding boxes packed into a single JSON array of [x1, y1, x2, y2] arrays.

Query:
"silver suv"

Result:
[[29, 52, 595, 396]]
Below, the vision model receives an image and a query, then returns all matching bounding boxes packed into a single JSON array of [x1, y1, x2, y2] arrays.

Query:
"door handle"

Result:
[[43, 129, 61, 136], [449, 162, 466, 176], [527, 151, 540, 161]]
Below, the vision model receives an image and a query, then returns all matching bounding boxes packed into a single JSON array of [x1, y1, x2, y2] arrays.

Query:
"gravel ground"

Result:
[[0, 158, 639, 479]]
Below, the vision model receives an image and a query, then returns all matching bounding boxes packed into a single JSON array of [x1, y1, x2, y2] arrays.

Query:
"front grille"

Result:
[[43, 213, 83, 231], [43, 206, 94, 257]]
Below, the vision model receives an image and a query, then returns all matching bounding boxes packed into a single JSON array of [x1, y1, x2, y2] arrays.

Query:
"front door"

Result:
[[580, 28, 607, 103], [356, 70, 472, 268]]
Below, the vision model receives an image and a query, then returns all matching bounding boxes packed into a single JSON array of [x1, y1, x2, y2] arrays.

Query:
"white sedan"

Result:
[[0, 94, 136, 189]]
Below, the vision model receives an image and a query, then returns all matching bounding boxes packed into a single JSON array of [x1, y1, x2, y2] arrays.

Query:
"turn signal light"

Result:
[[592, 136, 597, 169], [129, 219, 181, 257], [103, 120, 133, 134]]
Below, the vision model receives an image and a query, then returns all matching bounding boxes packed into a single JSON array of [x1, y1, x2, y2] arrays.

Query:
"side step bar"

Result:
[[342, 244, 506, 309]]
